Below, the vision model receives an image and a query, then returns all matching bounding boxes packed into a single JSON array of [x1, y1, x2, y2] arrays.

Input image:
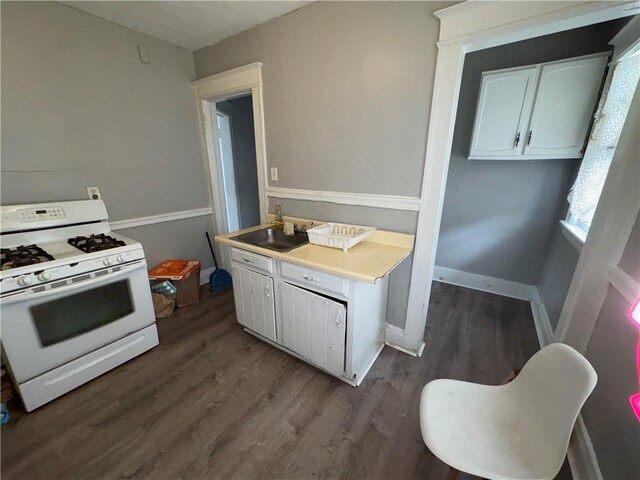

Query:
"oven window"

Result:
[[30, 280, 134, 347]]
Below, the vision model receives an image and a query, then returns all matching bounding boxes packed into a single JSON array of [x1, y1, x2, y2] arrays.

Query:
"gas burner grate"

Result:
[[1, 245, 54, 270], [68, 234, 126, 253]]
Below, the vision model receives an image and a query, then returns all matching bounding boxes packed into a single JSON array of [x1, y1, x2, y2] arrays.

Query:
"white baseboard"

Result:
[[433, 267, 599, 480], [529, 289, 554, 348], [529, 294, 600, 480], [200, 267, 215, 286], [432, 267, 553, 347], [567, 415, 603, 480], [384, 324, 425, 357], [385, 323, 405, 345], [433, 266, 538, 300], [356, 343, 385, 386]]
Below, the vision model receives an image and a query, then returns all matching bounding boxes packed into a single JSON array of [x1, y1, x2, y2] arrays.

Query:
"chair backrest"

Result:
[[511, 343, 597, 451]]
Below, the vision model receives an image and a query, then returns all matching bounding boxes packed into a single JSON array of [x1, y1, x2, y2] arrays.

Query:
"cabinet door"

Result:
[[280, 282, 346, 377], [469, 67, 538, 158], [523, 55, 607, 158], [231, 266, 276, 342]]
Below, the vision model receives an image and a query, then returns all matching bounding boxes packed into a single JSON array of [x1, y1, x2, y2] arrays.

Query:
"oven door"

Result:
[[1, 260, 156, 382]]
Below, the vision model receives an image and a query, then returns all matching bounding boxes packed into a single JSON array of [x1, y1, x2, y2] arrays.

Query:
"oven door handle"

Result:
[[0, 261, 146, 306]]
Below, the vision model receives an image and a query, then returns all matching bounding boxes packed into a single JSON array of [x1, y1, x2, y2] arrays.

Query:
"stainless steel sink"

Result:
[[231, 227, 308, 252]]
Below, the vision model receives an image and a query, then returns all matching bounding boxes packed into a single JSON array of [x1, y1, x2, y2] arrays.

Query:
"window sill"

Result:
[[560, 220, 586, 252]]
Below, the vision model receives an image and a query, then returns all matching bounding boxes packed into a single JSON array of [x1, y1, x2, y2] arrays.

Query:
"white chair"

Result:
[[420, 343, 597, 480]]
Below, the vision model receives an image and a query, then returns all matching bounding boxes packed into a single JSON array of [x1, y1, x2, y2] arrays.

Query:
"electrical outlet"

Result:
[[87, 186, 101, 200], [270, 167, 278, 182]]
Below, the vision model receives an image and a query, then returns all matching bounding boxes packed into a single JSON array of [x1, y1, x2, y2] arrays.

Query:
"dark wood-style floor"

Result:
[[2, 282, 555, 479]]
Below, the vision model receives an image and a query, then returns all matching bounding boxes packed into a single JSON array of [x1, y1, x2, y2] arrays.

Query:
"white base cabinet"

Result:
[[280, 282, 346, 377], [229, 247, 388, 385], [231, 266, 276, 342]]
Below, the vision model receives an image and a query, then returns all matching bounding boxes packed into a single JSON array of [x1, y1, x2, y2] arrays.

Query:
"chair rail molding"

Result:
[[266, 187, 421, 212], [110, 207, 213, 231]]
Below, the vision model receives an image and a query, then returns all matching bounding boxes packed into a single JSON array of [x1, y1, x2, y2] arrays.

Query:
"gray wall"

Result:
[[620, 210, 640, 281], [267, 197, 417, 327], [582, 208, 640, 479], [195, 1, 451, 198], [195, 1, 452, 328], [218, 96, 261, 229], [537, 18, 633, 332], [582, 287, 639, 479], [1, 2, 215, 272], [436, 21, 622, 285], [581, 85, 639, 480], [537, 226, 581, 330]]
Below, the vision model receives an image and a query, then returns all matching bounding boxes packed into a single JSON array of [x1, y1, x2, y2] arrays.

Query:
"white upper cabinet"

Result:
[[469, 53, 608, 160], [469, 68, 537, 158], [524, 55, 609, 158]]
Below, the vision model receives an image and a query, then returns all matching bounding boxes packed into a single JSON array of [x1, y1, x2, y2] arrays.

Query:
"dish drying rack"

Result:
[[307, 222, 375, 251]]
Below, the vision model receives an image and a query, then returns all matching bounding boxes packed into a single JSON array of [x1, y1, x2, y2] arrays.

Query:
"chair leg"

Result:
[[447, 466, 459, 480]]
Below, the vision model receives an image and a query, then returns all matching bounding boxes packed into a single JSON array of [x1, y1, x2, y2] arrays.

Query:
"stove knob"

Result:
[[116, 255, 124, 263], [17, 275, 32, 286], [37, 271, 51, 281], [103, 257, 113, 266]]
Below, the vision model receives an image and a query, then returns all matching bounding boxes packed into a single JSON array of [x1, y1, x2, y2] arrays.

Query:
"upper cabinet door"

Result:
[[469, 67, 538, 159], [523, 55, 608, 158]]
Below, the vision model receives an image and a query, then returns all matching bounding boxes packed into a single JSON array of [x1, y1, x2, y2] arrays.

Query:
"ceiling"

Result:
[[60, 1, 312, 51]]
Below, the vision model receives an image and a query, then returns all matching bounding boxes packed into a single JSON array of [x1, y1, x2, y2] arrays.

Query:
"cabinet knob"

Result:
[[527, 130, 533, 146], [514, 132, 521, 148], [335, 311, 341, 328], [264, 284, 271, 298]]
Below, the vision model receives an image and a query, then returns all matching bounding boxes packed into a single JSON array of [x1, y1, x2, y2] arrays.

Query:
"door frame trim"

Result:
[[402, 0, 637, 355], [193, 63, 268, 241]]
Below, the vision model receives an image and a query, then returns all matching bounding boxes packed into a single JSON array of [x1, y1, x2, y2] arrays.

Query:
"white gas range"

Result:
[[0, 200, 158, 411]]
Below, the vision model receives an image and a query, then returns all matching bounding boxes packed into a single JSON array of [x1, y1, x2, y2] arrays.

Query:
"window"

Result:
[[564, 51, 640, 245]]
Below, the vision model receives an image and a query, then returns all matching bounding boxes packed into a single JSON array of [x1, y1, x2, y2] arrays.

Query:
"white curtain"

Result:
[[568, 54, 640, 226]]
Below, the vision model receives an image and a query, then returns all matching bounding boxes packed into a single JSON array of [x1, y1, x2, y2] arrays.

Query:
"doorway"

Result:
[[213, 94, 261, 232], [193, 63, 268, 270], [432, 19, 634, 342]]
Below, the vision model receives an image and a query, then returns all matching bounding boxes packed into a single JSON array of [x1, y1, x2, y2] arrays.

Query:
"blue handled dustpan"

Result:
[[206, 232, 232, 292]]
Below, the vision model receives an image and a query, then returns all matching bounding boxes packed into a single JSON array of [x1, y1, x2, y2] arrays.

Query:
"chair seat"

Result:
[[420, 379, 564, 480]]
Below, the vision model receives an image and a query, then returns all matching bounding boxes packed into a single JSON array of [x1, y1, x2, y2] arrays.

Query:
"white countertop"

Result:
[[215, 223, 414, 284]]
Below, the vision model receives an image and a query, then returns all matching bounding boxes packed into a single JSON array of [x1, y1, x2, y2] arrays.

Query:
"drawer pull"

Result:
[[303, 275, 319, 283], [243, 258, 256, 264], [264, 284, 271, 298], [335, 311, 341, 328]]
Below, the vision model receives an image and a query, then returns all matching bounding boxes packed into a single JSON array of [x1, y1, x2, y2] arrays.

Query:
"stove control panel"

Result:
[[17, 207, 66, 223], [0, 248, 144, 295]]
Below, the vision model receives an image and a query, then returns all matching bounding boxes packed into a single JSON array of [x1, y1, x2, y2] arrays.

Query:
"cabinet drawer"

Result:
[[280, 262, 348, 298], [231, 248, 273, 275]]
